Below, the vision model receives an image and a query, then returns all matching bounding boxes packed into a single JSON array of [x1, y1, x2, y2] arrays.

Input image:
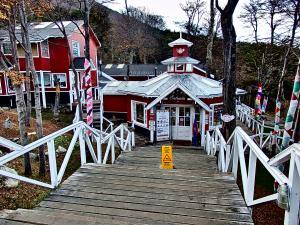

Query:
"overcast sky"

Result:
[[105, 0, 262, 42]]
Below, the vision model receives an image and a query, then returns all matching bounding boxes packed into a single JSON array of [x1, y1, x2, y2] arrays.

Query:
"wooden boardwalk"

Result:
[[0, 146, 253, 225]]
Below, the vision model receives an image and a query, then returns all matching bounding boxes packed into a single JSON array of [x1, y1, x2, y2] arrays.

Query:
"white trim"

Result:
[[145, 82, 211, 112], [131, 100, 147, 128]]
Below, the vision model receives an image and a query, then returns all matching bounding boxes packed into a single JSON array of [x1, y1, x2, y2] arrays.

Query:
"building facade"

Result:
[[103, 34, 246, 145], [0, 21, 101, 107]]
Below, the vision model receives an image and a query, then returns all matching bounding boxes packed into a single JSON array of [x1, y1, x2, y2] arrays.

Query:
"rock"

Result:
[[2, 107, 9, 111], [29, 153, 38, 160], [12, 138, 19, 142], [0, 108, 4, 114], [56, 146, 67, 154], [0, 166, 19, 188]]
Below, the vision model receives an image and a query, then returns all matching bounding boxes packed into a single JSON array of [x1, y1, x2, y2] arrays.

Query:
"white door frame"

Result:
[[162, 104, 194, 141]]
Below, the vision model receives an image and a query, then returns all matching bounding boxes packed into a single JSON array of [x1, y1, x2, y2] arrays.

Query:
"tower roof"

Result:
[[168, 32, 193, 47]]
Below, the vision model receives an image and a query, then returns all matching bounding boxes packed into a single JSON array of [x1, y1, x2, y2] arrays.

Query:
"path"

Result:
[[0, 146, 253, 225]]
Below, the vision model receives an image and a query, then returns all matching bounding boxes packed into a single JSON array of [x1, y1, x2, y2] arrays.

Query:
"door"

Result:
[[164, 106, 192, 141]]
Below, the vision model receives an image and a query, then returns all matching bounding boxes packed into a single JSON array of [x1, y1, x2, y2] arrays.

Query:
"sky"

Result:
[[104, 0, 259, 42]]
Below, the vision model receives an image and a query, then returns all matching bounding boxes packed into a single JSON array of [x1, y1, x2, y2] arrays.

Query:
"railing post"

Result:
[[79, 126, 86, 165], [47, 140, 58, 187], [232, 134, 239, 180], [246, 149, 257, 205], [120, 124, 124, 149], [128, 132, 132, 152], [131, 122, 135, 148], [285, 153, 300, 225], [96, 136, 102, 164], [111, 135, 115, 163]]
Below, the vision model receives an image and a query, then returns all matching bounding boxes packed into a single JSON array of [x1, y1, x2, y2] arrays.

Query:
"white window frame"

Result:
[[0, 78, 2, 94], [17, 43, 39, 58], [131, 100, 147, 127], [52, 73, 67, 88], [41, 40, 50, 58], [209, 103, 223, 130], [37, 71, 52, 87], [72, 41, 80, 57], [175, 64, 184, 72]]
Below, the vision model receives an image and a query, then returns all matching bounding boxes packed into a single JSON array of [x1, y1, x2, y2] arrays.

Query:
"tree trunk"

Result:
[[84, 0, 91, 61], [53, 81, 60, 119], [293, 104, 300, 143], [205, 0, 215, 76], [19, 0, 45, 177], [217, 0, 239, 140], [7, 8, 31, 176]]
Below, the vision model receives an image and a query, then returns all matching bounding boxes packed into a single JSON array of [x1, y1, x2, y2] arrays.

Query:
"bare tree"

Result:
[[206, 0, 216, 76], [180, 0, 206, 36], [19, 0, 46, 177], [216, 0, 239, 140], [0, 1, 32, 176], [240, 0, 264, 44]]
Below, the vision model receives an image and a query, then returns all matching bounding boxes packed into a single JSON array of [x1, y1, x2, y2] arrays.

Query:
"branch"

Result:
[[215, 0, 223, 13], [71, 20, 85, 37]]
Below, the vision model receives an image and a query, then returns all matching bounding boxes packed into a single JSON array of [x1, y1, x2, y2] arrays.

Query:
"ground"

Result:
[[0, 108, 82, 211]]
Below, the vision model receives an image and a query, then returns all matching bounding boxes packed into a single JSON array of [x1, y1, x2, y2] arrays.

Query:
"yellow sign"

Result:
[[161, 145, 173, 169]]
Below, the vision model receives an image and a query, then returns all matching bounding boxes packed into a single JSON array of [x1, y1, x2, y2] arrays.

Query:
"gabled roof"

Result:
[[0, 21, 84, 43], [168, 37, 193, 47], [104, 72, 246, 99]]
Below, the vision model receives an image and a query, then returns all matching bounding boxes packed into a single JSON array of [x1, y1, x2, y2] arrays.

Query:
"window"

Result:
[[178, 107, 190, 127], [175, 64, 184, 72], [165, 107, 176, 126], [132, 101, 146, 125], [7, 77, 14, 93], [72, 41, 80, 57], [52, 73, 67, 88], [41, 40, 49, 58], [17, 43, 38, 57], [2, 43, 12, 55], [186, 64, 193, 72], [195, 106, 201, 132], [209, 104, 223, 129], [37, 72, 52, 87]]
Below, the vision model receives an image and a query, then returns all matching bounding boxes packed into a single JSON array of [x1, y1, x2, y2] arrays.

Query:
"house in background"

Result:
[[102, 63, 209, 81], [103, 35, 246, 145], [0, 21, 101, 108]]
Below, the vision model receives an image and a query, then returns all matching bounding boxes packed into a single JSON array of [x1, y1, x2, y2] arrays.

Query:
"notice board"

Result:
[[156, 110, 170, 141]]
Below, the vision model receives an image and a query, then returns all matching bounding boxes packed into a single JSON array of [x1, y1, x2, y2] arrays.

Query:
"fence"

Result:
[[0, 121, 133, 189], [205, 126, 300, 225]]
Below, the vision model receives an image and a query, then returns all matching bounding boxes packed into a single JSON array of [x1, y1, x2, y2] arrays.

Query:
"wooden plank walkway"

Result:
[[0, 146, 253, 225]]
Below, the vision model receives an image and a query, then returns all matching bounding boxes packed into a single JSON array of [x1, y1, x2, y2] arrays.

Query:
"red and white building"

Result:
[[0, 21, 101, 107], [103, 35, 246, 144]]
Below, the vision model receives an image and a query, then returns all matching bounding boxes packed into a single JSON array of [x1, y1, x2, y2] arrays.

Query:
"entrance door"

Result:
[[164, 106, 192, 141]]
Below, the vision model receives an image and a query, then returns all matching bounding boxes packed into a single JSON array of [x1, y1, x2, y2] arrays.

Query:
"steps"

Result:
[[0, 146, 253, 225]]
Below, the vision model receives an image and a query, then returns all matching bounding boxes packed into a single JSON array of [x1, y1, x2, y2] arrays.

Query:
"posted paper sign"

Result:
[[156, 110, 170, 141]]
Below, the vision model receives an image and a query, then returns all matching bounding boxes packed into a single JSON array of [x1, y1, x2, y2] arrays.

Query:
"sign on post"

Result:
[[161, 145, 173, 170]]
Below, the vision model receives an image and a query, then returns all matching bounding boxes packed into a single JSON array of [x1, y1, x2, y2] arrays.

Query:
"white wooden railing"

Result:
[[205, 126, 300, 225], [0, 121, 133, 189], [236, 103, 293, 150]]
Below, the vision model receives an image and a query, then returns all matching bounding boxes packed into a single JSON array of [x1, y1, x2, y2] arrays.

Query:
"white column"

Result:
[[150, 108, 154, 143], [40, 71, 47, 108], [201, 109, 206, 147]]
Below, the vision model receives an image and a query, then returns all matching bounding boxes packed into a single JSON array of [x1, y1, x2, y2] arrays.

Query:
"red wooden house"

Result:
[[103, 34, 246, 145], [0, 21, 101, 107]]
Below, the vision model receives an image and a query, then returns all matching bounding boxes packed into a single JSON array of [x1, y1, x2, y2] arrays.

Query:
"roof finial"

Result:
[[180, 31, 182, 39]]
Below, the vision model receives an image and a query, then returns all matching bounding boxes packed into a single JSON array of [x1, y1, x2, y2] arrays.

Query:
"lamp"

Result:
[[277, 183, 290, 211]]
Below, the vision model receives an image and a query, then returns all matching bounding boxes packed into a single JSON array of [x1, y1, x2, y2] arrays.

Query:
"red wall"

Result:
[[173, 45, 189, 57]]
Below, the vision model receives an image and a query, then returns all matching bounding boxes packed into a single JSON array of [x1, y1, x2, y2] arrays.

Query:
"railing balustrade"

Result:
[[0, 121, 133, 189], [205, 126, 300, 225]]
